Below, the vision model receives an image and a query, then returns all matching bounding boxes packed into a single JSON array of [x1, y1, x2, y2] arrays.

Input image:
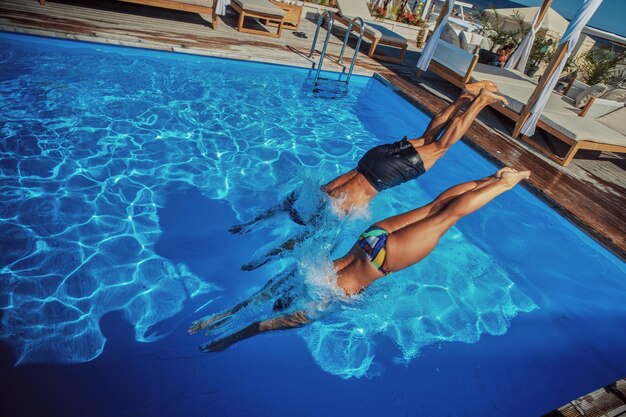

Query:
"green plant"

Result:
[[388, 4, 400, 20], [574, 46, 625, 86], [370, 5, 386, 19], [607, 69, 626, 88], [526, 33, 557, 69], [478, 6, 526, 52], [415, 19, 428, 48]]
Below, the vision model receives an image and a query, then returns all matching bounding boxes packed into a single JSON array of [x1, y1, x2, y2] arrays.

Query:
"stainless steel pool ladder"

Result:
[[308, 12, 365, 87]]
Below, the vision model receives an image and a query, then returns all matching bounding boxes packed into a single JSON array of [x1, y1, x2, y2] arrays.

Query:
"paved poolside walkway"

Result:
[[1, 0, 625, 260]]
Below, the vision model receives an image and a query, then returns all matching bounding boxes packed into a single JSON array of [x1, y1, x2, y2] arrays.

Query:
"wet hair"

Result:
[[272, 296, 293, 311]]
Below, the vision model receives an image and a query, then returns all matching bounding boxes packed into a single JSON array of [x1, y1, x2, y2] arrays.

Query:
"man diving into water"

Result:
[[233, 83, 508, 270]]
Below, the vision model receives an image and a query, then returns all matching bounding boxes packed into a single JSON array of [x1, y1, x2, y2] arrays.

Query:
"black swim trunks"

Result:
[[356, 137, 426, 192]]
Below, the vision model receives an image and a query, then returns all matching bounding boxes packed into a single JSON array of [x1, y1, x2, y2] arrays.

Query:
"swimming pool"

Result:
[[0, 32, 625, 416]]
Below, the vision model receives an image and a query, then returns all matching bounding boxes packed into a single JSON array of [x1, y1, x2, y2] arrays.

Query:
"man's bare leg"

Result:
[[417, 89, 508, 171], [417, 81, 500, 145], [188, 269, 295, 334]]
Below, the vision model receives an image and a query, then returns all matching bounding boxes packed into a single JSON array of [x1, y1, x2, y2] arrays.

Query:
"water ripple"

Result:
[[0, 35, 536, 373]]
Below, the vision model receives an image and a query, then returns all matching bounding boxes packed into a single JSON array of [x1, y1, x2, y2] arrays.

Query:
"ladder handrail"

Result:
[[337, 17, 365, 85], [309, 11, 334, 85]]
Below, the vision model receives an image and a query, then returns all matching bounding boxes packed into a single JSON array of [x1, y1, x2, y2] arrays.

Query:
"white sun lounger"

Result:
[[334, 0, 408, 64]]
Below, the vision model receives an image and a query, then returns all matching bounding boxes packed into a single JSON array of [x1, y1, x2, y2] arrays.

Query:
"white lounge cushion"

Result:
[[432, 39, 474, 77], [540, 111, 626, 146], [564, 79, 588, 99], [601, 88, 626, 103], [495, 81, 535, 114], [472, 63, 534, 84], [335, 0, 371, 20], [543, 94, 580, 115], [459, 31, 491, 52], [597, 107, 626, 136], [232, 0, 285, 16], [341, 16, 408, 45], [583, 98, 624, 119], [575, 83, 608, 108], [441, 23, 460, 48]]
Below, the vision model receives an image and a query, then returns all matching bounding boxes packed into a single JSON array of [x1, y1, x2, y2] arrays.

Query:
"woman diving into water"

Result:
[[189, 167, 531, 352], [233, 84, 509, 270]]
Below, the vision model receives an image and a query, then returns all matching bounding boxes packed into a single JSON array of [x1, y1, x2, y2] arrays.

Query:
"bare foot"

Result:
[[464, 81, 499, 96], [477, 88, 509, 107], [500, 170, 530, 188], [495, 166, 516, 178]]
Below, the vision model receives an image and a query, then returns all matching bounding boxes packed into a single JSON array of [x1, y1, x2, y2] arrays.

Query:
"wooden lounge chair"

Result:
[[334, 0, 408, 64], [423, 41, 626, 166], [38, 0, 220, 30], [525, 98, 626, 166], [230, 0, 286, 38]]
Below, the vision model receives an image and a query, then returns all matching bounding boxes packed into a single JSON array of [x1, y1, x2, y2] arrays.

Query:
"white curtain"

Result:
[[372, 0, 384, 9], [416, 0, 455, 71], [520, 0, 603, 136], [505, 7, 543, 71], [420, 0, 432, 20], [215, 0, 230, 16]]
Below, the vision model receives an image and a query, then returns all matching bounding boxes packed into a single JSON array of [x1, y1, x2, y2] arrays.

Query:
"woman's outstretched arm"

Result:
[[199, 311, 311, 352], [188, 268, 297, 335]]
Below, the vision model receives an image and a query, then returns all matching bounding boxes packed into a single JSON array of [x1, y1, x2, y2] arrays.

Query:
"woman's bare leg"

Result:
[[382, 169, 529, 272], [374, 168, 516, 233], [189, 269, 295, 334], [418, 89, 508, 171]]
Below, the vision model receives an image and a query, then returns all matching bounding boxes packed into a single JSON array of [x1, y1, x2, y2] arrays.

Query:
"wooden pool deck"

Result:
[[543, 378, 626, 417], [1, 0, 625, 261]]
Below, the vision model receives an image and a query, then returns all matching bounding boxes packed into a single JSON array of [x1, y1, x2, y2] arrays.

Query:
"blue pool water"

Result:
[[0, 32, 625, 416]]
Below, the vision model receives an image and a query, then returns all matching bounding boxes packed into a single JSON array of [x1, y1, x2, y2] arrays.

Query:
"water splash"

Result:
[[298, 226, 537, 378]]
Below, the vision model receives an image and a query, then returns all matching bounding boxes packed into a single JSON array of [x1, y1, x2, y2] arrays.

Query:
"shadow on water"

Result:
[[0, 311, 137, 417], [155, 185, 240, 285], [149, 184, 272, 338], [0, 185, 280, 417]]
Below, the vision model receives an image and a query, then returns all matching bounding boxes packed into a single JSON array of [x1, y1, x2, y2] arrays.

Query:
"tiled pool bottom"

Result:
[[1, 32, 625, 417]]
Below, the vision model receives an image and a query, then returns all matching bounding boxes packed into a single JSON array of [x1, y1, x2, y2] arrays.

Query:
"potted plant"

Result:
[[575, 46, 626, 85], [370, 5, 386, 21], [525, 34, 556, 77], [477, 7, 526, 66]]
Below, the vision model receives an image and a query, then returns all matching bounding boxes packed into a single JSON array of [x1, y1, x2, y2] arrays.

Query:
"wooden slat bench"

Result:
[[38, 0, 219, 30]]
